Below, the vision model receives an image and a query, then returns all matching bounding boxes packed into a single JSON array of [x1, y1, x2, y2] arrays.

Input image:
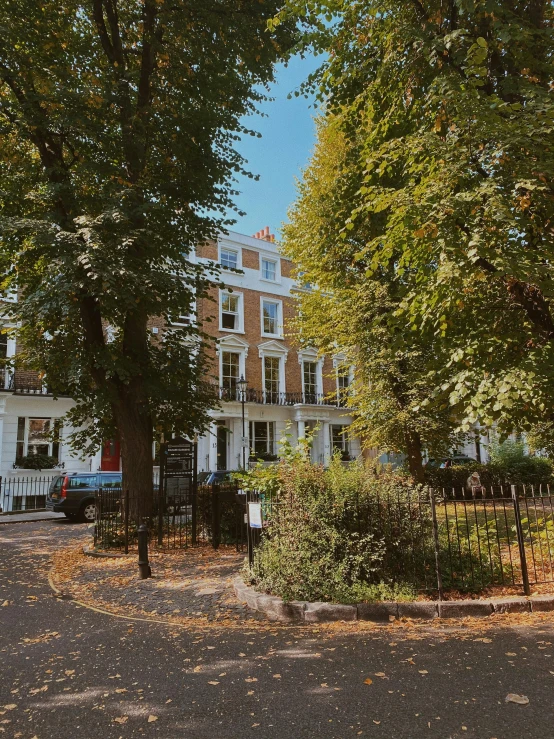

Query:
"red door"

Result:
[[101, 439, 121, 471]]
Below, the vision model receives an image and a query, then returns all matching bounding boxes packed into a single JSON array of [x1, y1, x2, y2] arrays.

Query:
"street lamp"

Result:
[[237, 375, 248, 470]]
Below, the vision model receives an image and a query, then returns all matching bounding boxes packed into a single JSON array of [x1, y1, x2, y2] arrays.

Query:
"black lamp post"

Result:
[[237, 375, 248, 470]]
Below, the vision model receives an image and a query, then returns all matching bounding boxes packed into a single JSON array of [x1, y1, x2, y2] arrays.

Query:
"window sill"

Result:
[[261, 332, 283, 340], [219, 328, 246, 335], [259, 277, 281, 286]]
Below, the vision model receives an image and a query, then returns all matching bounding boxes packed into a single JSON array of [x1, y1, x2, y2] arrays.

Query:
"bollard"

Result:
[[137, 523, 152, 579]]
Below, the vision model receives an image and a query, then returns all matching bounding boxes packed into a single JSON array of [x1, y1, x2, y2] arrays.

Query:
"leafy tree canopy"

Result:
[[0, 1, 296, 510], [278, 0, 554, 446], [283, 116, 465, 480]]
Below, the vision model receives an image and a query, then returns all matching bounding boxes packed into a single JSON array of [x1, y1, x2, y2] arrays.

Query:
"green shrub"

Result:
[[246, 458, 425, 603], [425, 457, 553, 490], [15, 454, 60, 470]]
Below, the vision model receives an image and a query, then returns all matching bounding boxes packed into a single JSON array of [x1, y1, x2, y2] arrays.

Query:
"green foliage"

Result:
[[425, 459, 554, 490], [247, 458, 427, 603], [282, 0, 554, 451], [244, 457, 525, 601], [283, 116, 464, 481], [15, 454, 60, 470], [488, 438, 527, 466]]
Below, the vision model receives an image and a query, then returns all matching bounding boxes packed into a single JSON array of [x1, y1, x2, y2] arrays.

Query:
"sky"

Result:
[[227, 54, 322, 240]]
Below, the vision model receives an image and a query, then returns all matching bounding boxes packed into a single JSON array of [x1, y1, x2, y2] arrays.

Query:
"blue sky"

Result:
[[228, 54, 322, 240]]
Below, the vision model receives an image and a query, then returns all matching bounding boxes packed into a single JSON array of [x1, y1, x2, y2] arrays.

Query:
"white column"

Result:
[[208, 420, 218, 471], [322, 421, 331, 466], [297, 420, 305, 440]]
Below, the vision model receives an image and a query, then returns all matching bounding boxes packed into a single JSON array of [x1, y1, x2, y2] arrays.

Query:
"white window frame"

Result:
[[16, 417, 62, 461], [219, 290, 244, 333], [219, 349, 247, 390], [260, 255, 280, 284], [0, 326, 16, 390], [298, 349, 324, 398], [219, 244, 241, 271], [260, 297, 283, 338], [330, 424, 351, 457], [249, 420, 277, 458], [258, 341, 288, 397], [335, 363, 354, 401]]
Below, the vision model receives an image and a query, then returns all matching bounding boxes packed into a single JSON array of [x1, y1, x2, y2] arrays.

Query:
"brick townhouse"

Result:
[[194, 227, 361, 472]]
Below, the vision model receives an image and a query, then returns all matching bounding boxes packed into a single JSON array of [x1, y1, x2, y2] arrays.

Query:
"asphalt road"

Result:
[[1, 520, 553, 739]]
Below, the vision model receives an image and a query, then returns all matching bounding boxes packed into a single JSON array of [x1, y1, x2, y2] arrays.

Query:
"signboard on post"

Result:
[[248, 502, 262, 529], [158, 436, 197, 545]]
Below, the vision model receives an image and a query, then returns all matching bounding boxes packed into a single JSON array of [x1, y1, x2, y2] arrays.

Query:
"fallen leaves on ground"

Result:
[[505, 694, 529, 705]]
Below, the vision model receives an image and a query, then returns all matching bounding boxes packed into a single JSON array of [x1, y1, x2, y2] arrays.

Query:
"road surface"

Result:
[[1, 519, 553, 738]]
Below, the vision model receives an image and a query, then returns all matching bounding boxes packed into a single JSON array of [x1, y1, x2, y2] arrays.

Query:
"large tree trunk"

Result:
[[116, 311, 154, 522], [116, 390, 154, 522], [405, 429, 425, 484]]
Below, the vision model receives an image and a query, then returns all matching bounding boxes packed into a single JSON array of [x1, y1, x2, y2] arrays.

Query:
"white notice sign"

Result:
[[248, 502, 262, 529]]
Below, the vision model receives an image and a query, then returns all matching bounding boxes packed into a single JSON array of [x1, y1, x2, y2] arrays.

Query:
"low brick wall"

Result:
[[234, 578, 554, 623]]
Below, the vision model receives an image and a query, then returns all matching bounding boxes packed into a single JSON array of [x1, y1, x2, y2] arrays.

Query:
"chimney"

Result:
[[252, 227, 276, 242]]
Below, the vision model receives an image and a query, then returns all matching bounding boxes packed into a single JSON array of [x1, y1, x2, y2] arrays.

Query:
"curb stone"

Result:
[[491, 597, 530, 614], [398, 602, 438, 620], [357, 602, 398, 622], [529, 594, 554, 612], [438, 600, 494, 619], [305, 602, 357, 623], [233, 578, 554, 623]]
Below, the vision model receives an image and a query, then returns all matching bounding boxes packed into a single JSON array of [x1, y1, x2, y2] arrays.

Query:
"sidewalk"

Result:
[[52, 540, 263, 625], [0, 510, 65, 524]]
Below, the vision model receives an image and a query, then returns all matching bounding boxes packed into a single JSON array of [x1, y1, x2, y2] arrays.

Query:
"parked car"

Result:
[[425, 455, 477, 469], [46, 472, 122, 522]]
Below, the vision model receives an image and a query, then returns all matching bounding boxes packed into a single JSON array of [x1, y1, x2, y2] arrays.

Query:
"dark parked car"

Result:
[[46, 472, 122, 522]]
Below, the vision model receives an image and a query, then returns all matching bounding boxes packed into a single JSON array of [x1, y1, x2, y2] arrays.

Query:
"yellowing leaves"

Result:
[[363, 678, 373, 685]]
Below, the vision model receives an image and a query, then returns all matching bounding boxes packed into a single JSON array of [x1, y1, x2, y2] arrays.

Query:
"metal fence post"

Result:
[[124, 489, 129, 555], [191, 442, 198, 546], [429, 490, 443, 600], [158, 442, 166, 547], [246, 491, 256, 567], [137, 523, 151, 579], [511, 485, 531, 596], [212, 483, 221, 550]]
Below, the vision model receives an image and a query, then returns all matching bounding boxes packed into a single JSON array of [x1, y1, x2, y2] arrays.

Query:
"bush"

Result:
[[245, 458, 423, 603], [425, 457, 553, 490], [15, 454, 60, 470]]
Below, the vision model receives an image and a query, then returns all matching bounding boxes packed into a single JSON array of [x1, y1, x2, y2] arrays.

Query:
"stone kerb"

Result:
[[234, 578, 554, 623]]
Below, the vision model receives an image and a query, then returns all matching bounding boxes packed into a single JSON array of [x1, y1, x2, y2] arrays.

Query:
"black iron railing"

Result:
[[94, 481, 246, 552], [0, 475, 58, 513], [249, 484, 554, 596], [217, 386, 345, 407]]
